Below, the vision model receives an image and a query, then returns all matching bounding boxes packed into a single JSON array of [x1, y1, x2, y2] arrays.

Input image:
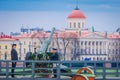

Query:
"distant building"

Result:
[[67, 6, 86, 30], [0, 33, 19, 60], [2, 7, 120, 61]]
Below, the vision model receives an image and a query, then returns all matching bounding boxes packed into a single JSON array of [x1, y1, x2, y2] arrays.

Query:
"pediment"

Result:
[[84, 33, 105, 38]]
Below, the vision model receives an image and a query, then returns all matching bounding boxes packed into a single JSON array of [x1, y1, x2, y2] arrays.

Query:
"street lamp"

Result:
[[19, 42, 22, 60], [28, 44, 31, 52]]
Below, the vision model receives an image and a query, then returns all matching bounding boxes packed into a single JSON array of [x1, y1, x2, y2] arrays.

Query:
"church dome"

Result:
[[68, 7, 86, 19]]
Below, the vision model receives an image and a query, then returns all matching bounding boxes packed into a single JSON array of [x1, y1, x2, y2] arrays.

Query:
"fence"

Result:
[[0, 60, 120, 80]]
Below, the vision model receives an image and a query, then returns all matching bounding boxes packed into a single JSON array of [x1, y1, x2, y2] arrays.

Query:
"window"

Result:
[[77, 41, 79, 46], [88, 48, 90, 54], [60, 42, 62, 44], [100, 42, 102, 46], [116, 42, 118, 46], [112, 42, 114, 46], [104, 57, 106, 60], [82, 22, 84, 28], [71, 42, 73, 45], [29, 41, 31, 45], [92, 42, 94, 45], [82, 57, 84, 61], [113, 49, 114, 54], [92, 49, 94, 54], [116, 49, 118, 54], [96, 49, 98, 54], [96, 41, 98, 45], [81, 41, 83, 45], [71, 49, 73, 54], [81, 49, 83, 54], [34, 42, 36, 45], [24, 41, 26, 45], [74, 23, 76, 28], [85, 41, 87, 45], [100, 49, 102, 54], [78, 23, 80, 28], [70, 22, 72, 28], [24, 48, 26, 54], [88, 42, 91, 46], [5, 45, 7, 49]]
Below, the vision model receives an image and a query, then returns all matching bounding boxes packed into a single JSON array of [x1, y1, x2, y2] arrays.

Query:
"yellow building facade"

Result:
[[0, 36, 20, 60]]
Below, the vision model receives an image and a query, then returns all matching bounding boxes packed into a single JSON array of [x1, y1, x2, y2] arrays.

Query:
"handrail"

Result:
[[0, 60, 120, 80]]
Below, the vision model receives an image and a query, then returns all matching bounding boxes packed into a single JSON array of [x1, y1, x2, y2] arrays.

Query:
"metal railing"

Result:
[[0, 60, 120, 80]]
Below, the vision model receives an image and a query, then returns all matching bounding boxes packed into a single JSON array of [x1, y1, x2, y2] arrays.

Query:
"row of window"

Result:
[[74, 57, 120, 61], [69, 22, 84, 28], [74, 41, 120, 46], [21, 40, 120, 48], [0, 45, 7, 49], [70, 48, 120, 54]]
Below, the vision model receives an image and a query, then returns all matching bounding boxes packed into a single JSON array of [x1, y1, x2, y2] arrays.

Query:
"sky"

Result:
[[0, 0, 120, 34]]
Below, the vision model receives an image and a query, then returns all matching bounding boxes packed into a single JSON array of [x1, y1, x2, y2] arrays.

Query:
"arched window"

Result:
[[78, 23, 80, 28], [74, 23, 76, 28]]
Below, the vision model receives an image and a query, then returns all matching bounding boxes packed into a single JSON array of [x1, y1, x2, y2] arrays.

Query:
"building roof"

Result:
[[0, 34, 19, 41], [68, 8, 86, 19]]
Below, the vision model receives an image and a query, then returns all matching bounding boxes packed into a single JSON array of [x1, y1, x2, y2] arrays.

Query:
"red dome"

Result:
[[68, 9, 86, 19]]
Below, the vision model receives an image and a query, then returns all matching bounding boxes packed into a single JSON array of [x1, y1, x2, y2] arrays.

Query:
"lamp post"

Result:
[[19, 42, 22, 60], [28, 44, 31, 52]]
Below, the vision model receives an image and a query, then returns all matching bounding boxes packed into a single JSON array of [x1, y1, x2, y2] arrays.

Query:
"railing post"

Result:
[[94, 61, 96, 75], [32, 60, 35, 79], [69, 61, 72, 68], [116, 61, 119, 77], [6, 60, 9, 79], [84, 61, 87, 67], [23, 60, 25, 73], [0, 60, 1, 73], [57, 61, 60, 79], [103, 62, 106, 79]]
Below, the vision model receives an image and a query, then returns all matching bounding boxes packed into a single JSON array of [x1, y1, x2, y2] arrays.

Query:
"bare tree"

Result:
[[31, 31, 47, 51], [54, 32, 60, 52], [59, 31, 78, 60]]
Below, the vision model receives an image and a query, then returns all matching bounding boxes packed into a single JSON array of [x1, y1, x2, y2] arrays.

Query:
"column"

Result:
[[94, 41, 96, 54], [97, 41, 100, 54], [105, 41, 108, 55], [90, 41, 92, 54], [102, 41, 104, 54]]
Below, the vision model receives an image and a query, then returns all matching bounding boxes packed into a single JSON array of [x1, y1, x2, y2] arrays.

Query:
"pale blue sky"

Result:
[[0, 0, 120, 34]]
